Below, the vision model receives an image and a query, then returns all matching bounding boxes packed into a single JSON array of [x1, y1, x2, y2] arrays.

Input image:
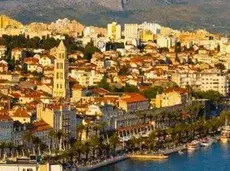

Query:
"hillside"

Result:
[[0, 0, 230, 34]]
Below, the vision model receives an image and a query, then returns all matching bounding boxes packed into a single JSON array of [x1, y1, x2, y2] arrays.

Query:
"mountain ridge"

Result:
[[1, 0, 230, 34]]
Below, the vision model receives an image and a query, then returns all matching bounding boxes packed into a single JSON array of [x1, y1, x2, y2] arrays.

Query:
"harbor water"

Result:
[[96, 143, 230, 171]]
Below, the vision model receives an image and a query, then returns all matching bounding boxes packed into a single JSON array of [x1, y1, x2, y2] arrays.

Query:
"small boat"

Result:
[[220, 118, 230, 143], [200, 138, 213, 147], [187, 140, 199, 151], [178, 150, 184, 155]]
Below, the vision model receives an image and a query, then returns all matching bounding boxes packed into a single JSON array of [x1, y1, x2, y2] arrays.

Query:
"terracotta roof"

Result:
[[33, 120, 52, 132], [93, 88, 109, 95], [73, 84, 83, 90], [0, 109, 12, 121], [24, 57, 39, 65], [12, 108, 30, 118], [121, 93, 148, 103]]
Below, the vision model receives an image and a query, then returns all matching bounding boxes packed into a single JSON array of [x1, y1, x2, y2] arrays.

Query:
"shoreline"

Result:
[[78, 136, 220, 171], [78, 145, 186, 171], [78, 155, 128, 171]]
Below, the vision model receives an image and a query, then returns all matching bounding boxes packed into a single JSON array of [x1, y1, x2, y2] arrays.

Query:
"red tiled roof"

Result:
[[93, 88, 109, 95], [0, 110, 12, 121], [24, 57, 39, 65], [121, 93, 148, 103], [33, 120, 52, 132], [12, 108, 30, 118]]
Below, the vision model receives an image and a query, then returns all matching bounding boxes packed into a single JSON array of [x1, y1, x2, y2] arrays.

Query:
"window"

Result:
[[57, 84, 59, 88], [56, 73, 59, 79], [60, 72, 63, 79], [60, 84, 62, 89]]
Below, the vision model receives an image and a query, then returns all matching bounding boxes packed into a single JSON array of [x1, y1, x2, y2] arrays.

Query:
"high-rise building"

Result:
[[107, 22, 121, 41], [139, 22, 161, 35], [0, 15, 23, 29], [124, 24, 139, 39], [52, 41, 70, 98]]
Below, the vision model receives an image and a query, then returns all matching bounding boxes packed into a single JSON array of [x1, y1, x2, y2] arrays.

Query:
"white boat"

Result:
[[200, 138, 213, 147], [187, 140, 199, 151], [178, 150, 184, 155], [220, 119, 230, 143]]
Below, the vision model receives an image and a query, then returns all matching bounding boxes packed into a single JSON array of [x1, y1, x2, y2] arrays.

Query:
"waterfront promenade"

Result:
[[78, 155, 128, 171], [78, 145, 186, 170]]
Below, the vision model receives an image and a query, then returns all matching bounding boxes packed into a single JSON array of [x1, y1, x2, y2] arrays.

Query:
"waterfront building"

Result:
[[52, 41, 70, 98], [0, 162, 63, 171], [0, 110, 13, 143], [32, 119, 52, 145], [107, 22, 121, 41], [36, 103, 77, 138]]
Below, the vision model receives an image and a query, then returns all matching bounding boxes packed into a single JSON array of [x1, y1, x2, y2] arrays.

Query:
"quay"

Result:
[[78, 145, 187, 170], [78, 155, 128, 171], [128, 154, 168, 160]]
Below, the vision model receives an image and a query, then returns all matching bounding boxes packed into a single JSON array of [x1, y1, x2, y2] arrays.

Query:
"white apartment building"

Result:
[[124, 24, 139, 39], [69, 69, 103, 87], [171, 70, 230, 96], [200, 72, 229, 96], [139, 22, 161, 34], [156, 36, 172, 48]]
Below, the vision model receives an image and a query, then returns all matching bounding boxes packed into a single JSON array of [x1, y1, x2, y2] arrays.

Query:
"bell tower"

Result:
[[52, 41, 70, 98]]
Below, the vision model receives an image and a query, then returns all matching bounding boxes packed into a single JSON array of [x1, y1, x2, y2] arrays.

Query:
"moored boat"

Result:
[[200, 138, 213, 147], [187, 140, 199, 151], [220, 119, 230, 143], [178, 150, 184, 155]]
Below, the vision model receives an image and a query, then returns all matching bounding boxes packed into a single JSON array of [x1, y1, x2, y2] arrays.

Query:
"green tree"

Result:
[[109, 133, 120, 154], [84, 41, 101, 60], [123, 84, 139, 93], [142, 86, 163, 99], [215, 63, 225, 71], [97, 77, 110, 90]]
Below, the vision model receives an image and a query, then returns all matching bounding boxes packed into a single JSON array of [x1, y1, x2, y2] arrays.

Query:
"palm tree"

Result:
[[147, 131, 156, 152], [89, 135, 100, 158], [6, 142, 14, 157], [0, 142, 6, 159], [74, 139, 83, 159], [32, 137, 42, 155], [23, 130, 34, 154], [48, 129, 56, 153], [76, 123, 85, 141], [109, 133, 120, 155], [55, 130, 64, 151]]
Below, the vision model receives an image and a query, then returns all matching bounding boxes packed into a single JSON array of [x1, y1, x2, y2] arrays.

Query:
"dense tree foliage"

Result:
[[192, 90, 223, 103], [142, 86, 164, 99], [215, 63, 225, 71], [83, 41, 101, 60]]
